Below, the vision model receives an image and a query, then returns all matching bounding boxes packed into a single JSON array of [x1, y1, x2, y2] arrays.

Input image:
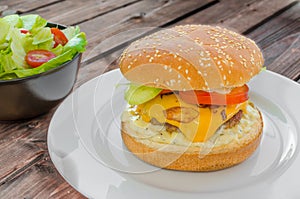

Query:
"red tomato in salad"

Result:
[[20, 29, 30, 34], [50, 28, 68, 48], [25, 50, 56, 68]]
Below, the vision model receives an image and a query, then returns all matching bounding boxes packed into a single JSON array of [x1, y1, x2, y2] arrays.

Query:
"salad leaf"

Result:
[[3, 14, 23, 28], [62, 26, 80, 40], [20, 14, 47, 33], [9, 28, 28, 70], [125, 84, 162, 105], [32, 27, 53, 45], [0, 14, 87, 80], [0, 19, 10, 43], [63, 32, 87, 54]]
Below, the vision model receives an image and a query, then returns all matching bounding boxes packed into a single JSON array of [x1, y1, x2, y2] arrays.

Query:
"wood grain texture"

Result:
[[247, 2, 300, 47], [246, 2, 300, 80], [176, 0, 258, 26], [79, 0, 216, 63], [220, 0, 296, 33], [0, 0, 60, 14], [33, 0, 139, 25], [0, 154, 85, 199]]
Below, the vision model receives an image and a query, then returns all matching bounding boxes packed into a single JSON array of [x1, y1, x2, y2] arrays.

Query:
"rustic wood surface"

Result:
[[0, 0, 299, 198]]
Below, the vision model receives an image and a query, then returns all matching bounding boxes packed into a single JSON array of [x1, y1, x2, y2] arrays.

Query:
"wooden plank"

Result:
[[33, 0, 139, 25], [0, 155, 86, 199], [263, 33, 300, 80], [246, 3, 300, 80], [79, 0, 216, 63], [0, 113, 53, 185], [247, 2, 300, 49], [80, 0, 297, 65], [76, 50, 121, 87], [0, 0, 61, 14], [220, 0, 296, 33], [175, 0, 257, 26]]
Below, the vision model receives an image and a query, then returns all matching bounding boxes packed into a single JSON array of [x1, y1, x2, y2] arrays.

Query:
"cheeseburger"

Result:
[[119, 25, 263, 171]]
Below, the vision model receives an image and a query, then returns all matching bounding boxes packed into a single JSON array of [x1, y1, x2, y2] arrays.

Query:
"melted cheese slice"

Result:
[[137, 94, 247, 142]]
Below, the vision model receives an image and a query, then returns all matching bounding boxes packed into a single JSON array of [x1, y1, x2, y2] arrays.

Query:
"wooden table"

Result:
[[0, 0, 299, 198]]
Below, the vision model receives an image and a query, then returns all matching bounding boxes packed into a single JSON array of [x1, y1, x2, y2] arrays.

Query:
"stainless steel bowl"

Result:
[[0, 23, 81, 120]]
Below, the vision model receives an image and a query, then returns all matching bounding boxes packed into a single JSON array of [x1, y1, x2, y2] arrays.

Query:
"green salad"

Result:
[[0, 14, 87, 80]]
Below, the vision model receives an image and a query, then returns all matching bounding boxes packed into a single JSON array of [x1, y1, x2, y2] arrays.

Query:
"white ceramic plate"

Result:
[[48, 69, 300, 199]]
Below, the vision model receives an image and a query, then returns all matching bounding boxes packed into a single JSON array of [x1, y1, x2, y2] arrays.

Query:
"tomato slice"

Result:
[[160, 89, 173, 95], [20, 29, 30, 34], [50, 28, 68, 48], [25, 50, 56, 68], [179, 85, 249, 105]]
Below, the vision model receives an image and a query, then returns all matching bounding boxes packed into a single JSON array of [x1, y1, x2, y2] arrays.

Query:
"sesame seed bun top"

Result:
[[119, 24, 264, 92]]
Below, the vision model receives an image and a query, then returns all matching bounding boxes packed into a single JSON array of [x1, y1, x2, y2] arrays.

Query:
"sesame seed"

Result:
[[164, 65, 168, 70], [228, 70, 231, 74], [178, 74, 181, 78], [169, 68, 172, 72], [185, 69, 189, 74], [197, 71, 202, 75], [128, 65, 131, 69], [178, 65, 182, 70], [223, 75, 227, 80], [187, 77, 191, 81]]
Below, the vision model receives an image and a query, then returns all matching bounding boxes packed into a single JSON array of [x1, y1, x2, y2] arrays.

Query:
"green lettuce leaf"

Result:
[[32, 27, 53, 45], [0, 19, 11, 43], [62, 26, 81, 40], [63, 32, 87, 54], [3, 14, 23, 28], [125, 84, 162, 105], [0, 14, 87, 80], [20, 14, 47, 33]]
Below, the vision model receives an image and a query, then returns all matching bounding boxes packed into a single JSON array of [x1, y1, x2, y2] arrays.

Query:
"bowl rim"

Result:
[[0, 22, 81, 85]]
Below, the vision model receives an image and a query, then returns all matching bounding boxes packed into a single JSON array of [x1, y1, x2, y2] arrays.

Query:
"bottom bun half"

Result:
[[121, 105, 263, 172]]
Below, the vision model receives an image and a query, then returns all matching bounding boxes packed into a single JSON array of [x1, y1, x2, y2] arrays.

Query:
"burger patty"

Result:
[[224, 110, 243, 128], [150, 110, 244, 133]]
